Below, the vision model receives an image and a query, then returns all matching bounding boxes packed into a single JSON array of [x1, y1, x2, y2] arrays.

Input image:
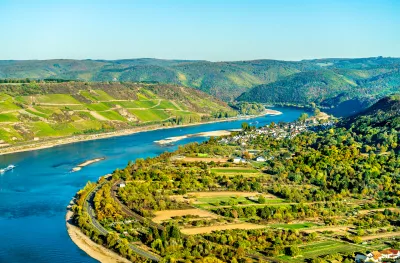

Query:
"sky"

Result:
[[0, 0, 399, 61]]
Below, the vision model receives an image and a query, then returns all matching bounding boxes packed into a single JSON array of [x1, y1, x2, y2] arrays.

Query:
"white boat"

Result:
[[0, 164, 16, 174]]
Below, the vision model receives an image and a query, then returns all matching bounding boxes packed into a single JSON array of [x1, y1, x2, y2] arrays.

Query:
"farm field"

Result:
[[278, 240, 362, 262], [180, 222, 266, 235], [128, 109, 170, 122]]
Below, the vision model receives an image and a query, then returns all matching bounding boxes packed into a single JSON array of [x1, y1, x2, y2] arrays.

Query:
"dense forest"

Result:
[[72, 95, 400, 262]]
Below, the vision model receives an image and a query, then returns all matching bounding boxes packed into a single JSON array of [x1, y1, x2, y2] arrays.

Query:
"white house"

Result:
[[365, 249, 400, 262], [118, 183, 126, 188], [233, 157, 246, 164], [256, 156, 266, 162]]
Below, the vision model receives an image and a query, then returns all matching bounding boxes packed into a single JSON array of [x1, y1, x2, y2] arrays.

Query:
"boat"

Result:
[[0, 164, 16, 174]]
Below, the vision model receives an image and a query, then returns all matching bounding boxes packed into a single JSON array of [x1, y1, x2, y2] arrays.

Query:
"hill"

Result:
[[341, 94, 400, 135], [0, 81, 235, 147], [0, 59, 316, 101], [238, 57, 400, 115], [1, 57, 399, 112]]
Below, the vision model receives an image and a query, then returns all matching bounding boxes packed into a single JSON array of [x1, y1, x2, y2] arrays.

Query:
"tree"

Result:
[[285, 245, 300, 256], [258, 195, 266, 204], [241, 122, 250, 131], [298, 113, 309, 123]]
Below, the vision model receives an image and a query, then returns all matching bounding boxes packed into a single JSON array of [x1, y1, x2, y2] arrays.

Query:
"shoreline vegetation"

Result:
[[0, 108, 282, 156], [66, 199, 131, 263]]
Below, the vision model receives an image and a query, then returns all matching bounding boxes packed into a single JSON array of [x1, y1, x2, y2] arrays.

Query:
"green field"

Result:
[[277, 240, 362, 262], [0, 113, 19, 122], [25, 108, 47, 118], [0, 100, 20, 112], [80, 90, 114, 101], [133, 100, 159, 108], [115, 101, 142, 108], [86, 103, 110, 111], [129, 109, 170, 121], [97, 110, 126, 121], [153, 100, 180, 110], [35, 94, 81, 104], [71, 120, 102, 130]]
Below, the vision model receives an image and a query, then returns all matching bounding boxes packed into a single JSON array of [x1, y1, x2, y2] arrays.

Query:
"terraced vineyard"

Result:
[[0, 81, 236, 147]]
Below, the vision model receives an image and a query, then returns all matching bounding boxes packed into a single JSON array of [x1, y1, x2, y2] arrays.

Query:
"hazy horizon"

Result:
[[1, 55, 399, 63]]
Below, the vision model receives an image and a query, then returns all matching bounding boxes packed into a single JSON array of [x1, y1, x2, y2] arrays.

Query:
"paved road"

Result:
[[84, 181, 161, 262], [111, 180, 165, 231]]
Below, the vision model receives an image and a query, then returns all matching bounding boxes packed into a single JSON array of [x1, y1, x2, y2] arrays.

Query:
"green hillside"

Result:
[[1, 57, 399, 111], [0, 81, 235, 146], [0, 59, 318, 101], [342, 94, 400, 133], [237, 70, 357, 105]]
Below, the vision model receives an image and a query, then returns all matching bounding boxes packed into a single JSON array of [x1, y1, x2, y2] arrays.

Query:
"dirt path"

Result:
[[361, 231, 400, 241], [89, 111, 108, 121]]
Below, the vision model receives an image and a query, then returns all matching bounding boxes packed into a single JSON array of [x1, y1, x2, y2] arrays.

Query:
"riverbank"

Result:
[[0, 109, 280, 156], [66, 200, 131, 263]]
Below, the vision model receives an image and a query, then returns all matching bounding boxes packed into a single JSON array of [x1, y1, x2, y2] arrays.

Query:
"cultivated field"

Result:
[[181, 222, 266, 235]]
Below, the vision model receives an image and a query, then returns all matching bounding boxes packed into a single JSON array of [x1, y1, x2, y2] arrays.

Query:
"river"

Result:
[[0, 107, 307, 263]]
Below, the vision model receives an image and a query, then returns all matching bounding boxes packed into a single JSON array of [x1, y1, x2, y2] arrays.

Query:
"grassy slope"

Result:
[[0, 82, 234, 145]]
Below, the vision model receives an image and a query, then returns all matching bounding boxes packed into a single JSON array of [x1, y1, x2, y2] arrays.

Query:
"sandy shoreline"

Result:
[[0, 109, 282, 156], [264, 109, 282, 115], [66, 200, 131, 263], [154, 129, 233, 145], [71, 157, 106, 172]]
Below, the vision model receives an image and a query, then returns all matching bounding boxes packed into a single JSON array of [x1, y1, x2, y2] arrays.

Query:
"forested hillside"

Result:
[[2, 57, 398, 108], [0, 81, 235, 147]]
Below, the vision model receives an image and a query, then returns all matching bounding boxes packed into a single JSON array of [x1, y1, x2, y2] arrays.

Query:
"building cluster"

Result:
[[220, 120, 334, 146], [356, 249, 400, 262]]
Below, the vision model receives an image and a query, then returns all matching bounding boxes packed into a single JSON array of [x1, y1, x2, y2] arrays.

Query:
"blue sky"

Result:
[[0, 0, 399, 61]]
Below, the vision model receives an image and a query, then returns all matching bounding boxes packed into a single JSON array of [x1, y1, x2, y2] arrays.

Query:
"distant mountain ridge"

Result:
[[0, 57, 399, 113]]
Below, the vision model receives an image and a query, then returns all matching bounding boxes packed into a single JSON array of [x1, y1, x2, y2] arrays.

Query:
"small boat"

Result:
[[0, 164, 16, 174]]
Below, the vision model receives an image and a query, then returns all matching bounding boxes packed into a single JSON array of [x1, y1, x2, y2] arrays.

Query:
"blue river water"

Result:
[[0, 107, 307, 263]]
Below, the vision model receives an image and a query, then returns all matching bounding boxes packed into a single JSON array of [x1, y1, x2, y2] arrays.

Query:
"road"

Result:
[[111, 180, 165, 231], [84, 181, 161, 262]]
